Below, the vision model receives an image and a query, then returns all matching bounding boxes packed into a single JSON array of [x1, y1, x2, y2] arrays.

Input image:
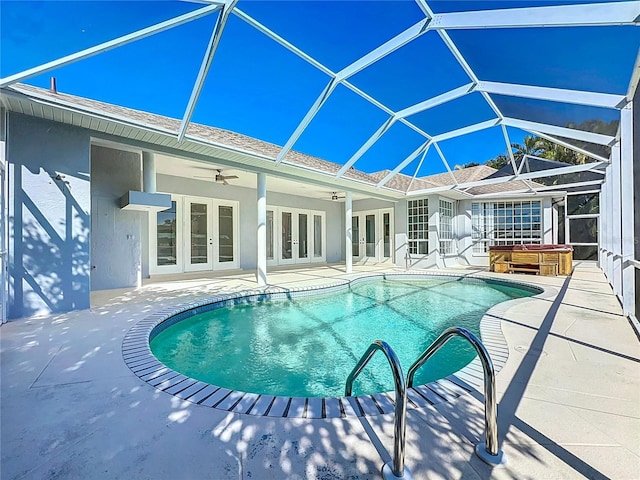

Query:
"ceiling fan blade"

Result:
[[222, 178, 229, 185], [223, 175, 239, 180]]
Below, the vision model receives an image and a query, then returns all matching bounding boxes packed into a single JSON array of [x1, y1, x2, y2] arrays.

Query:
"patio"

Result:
[[1, 263, 638, 479]]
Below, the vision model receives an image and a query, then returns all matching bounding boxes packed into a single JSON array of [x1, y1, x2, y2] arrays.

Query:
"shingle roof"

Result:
[[10, 84, 381, 187], [7, 84, 556, 198], [420, 165, 498, 186]]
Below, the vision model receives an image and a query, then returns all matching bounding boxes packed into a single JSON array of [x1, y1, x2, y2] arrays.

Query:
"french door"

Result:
[[352, 209, 393, 263], [150, 196, 239, 275], [184, 198, 239, 271], [267, 207, 326, 266], [279, 209, 311, 265]]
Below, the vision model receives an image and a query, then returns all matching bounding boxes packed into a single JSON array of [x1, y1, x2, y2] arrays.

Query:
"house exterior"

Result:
[[1, 84, 559, 319]]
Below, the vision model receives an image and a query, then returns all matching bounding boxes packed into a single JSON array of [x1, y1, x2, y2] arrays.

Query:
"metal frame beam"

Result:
[[275, 78, 338, 165], [432, 142, 457, 185], [406, 146, 430, 193], [428, 1, 640, 30], [178, 0, 237, 142], [503, 118, 616, 146], [396, 83, 474, 119], [377, 141, 431, 188], [476, 81, 627, 110], [335, 19, 431, 81], [232, 9, 333, 76], [407, 160, 608, 196], [432, 119, 500, 142], [0, 4, 223, 88], [527, 129, 611, 163], [336, 116, 397, 177]]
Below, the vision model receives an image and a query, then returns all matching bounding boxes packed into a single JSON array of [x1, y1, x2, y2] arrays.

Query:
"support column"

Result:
[[620, 102, 635, 316], [142, 151, 156, 193], [345, 191, 352, 274], [612, 140, 622, 296], [257, 173, 267, 286]]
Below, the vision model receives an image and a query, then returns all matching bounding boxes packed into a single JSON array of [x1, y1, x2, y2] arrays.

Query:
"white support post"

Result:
[[142, 151, 156, 193], [345, 191, 353, 274], [256, 173, 267, 286], [612, 141, 622, 296], [606, 161, 614, 281], [620, 102, 635, 315]]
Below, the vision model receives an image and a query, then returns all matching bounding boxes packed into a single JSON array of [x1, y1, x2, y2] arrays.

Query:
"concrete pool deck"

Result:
[[1, 263, 639, 479]]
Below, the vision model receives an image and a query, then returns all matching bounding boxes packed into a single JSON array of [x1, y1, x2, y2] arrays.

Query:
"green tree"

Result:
[[485, 154, 510, 170]]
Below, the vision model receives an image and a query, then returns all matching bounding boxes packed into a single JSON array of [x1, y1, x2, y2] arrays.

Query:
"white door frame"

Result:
[[150, 195, 239, 275], [268, 206, 326, 266], [149, 195, 183, 275], [352, 208, 394, 264]]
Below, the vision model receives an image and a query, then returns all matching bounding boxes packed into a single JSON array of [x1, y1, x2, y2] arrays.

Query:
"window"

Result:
[[439, 199, 454, 255], [408, 199, 428, 255], [472, 201, 542, 253]]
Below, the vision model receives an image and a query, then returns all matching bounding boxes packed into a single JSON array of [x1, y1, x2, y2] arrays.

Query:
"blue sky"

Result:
[[1, 0, 638, 176]]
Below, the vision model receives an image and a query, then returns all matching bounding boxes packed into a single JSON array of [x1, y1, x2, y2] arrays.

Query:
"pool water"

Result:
[[150, 278, 534, 397]]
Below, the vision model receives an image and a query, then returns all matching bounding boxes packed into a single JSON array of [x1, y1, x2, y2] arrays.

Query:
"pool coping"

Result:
[[122, 271, 553, 419]]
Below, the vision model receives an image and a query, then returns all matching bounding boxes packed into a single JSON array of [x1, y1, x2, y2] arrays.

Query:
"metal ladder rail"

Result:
[[345, 340, 411, 480], [406, 326, 507, 466]]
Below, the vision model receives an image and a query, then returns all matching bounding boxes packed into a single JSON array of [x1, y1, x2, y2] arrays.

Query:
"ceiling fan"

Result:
[[330, 192, 346, 201], [194, 169, 239, 185]]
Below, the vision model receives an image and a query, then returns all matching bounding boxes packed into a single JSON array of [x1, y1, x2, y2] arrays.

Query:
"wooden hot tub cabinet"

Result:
[[489, 245, 573, 275]]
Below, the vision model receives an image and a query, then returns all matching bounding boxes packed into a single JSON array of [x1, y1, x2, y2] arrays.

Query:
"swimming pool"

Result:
[[148, 276, 536, 398]]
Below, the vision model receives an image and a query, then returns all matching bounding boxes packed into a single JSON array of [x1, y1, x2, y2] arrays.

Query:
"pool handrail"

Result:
[[406, 326, 507, 466], [345, 340, 410, 479]]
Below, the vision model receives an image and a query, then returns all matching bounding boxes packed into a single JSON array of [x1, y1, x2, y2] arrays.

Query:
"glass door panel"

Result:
[[365, 214, 376, 258], [157, 201, 177, 266], [281, 212, 292, 261], [352, 216, 360, 258], [383, 212, 391, 259], [313, 215, 322, 259], [298, 213, 308, 260], [266, 210, 274, 261], [218, 205, 234, 263], [190, 203, 208, 265]]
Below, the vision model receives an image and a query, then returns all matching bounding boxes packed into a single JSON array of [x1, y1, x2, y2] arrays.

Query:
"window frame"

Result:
[[471, 200, 542, 254], [439, 199, 455, 255], [407, 198, 429, 255]]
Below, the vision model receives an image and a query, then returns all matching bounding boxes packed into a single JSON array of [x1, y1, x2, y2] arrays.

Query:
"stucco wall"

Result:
[[7, 113, 90, 318], [90, 145, 142, 290]]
